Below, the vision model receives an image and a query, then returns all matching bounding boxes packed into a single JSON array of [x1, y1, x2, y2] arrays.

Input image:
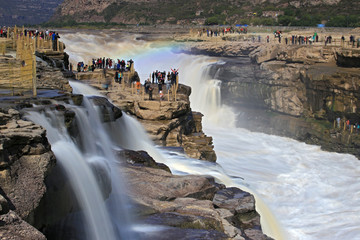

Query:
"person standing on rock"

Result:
[[119, 71, 123, 84], [52, 32, 59, 51], [136, 80, 141, 94], [144, 79, 150, 93], [114, 70, 119, 83], [148, 86, 153, 100]]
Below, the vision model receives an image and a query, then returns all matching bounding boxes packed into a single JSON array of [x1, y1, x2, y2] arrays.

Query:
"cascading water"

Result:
[[25, 93, 135, 240], [59, 31, 360, 240], [180, 57, 360, 240]]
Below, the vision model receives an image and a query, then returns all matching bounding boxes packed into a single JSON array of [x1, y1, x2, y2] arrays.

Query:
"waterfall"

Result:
[[59, 31, 360, 240], [178, 56, 360, 240], [25, 94, 135, 240]]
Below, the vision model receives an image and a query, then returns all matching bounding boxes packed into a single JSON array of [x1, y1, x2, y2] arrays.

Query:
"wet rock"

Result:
[[137, 225, 228, 240], [216, 208, 244, 240], [118, 149, 171, 172], [143, 212, 222, 232], [88, 96, 123, 121], [213, 187, 270, 239], [71, 94, 83, 106], [213, 187, 255, 214]]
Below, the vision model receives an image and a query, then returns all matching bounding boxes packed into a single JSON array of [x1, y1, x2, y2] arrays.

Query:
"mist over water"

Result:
[[61, 30, 360, 240]]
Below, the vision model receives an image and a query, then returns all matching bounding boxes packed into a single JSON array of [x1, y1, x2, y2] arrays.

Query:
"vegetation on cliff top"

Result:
[[48, 0, 360, 28]]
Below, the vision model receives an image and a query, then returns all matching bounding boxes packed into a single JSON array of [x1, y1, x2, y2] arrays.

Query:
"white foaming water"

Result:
[[70, 80, 103, 97], [25, 95, 135, 240], [180, 56, 360, 240], [60, 30, 360, 240]]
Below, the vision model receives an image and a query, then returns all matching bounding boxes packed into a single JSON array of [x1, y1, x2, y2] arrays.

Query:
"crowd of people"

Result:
[[76, 58, 134, 73], [261, 30, 360, 47], [198, 27, 248, 37], [195, 26, 359, 48], [0, 26, 61, 50], [337, 117, 360, 133], [141, 68, 179, 100]]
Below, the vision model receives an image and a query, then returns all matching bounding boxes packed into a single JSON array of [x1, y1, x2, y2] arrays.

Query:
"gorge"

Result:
[[1, 27, 360, 240], [58, 29, 360, 240]]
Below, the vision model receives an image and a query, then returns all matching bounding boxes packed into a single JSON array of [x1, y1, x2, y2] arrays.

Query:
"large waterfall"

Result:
[[25, 92, 135, 240], [57, 30, 360, 240]]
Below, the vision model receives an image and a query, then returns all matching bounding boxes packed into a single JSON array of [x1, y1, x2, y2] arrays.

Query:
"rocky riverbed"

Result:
[[0, 41, 271, 239]]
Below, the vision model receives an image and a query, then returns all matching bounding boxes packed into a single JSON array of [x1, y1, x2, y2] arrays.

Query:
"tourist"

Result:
[[136, 80, 141, 94], [166, 78, 171, 91], [52, 32, 60, 51], [148, 86, 153, 100], [114, 70, 119, 83], [158, 77, 163, 92], [118, 71, 123, 84], [144, 79, 150, 93]]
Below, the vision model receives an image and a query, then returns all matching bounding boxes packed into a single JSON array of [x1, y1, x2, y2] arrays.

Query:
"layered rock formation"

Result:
[[0, 107, 56, 239], [76, 72, 217, 162], [186, 40, 360, 158], [120, 149, 271, 240]]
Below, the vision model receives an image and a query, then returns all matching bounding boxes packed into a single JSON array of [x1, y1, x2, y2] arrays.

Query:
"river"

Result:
[[59, 30, 360, 240]]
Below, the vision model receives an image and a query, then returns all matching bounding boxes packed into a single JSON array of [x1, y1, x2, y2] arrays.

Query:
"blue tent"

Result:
[[317, 24, 325, 28]]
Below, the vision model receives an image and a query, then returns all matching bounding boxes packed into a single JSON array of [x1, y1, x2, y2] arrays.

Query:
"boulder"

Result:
[[117, 149, 171, 172], [0, 211, 46, 240], [124, 166, 217, 202], [121, 150, 270, 239], [213, 187, 255, 214], [213, 187, 270, 239], [0, 108, 56, 224], [134, 100, 190, 120]]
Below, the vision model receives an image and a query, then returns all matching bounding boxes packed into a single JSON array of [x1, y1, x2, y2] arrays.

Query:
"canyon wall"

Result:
[[187, 41, 360, 158]]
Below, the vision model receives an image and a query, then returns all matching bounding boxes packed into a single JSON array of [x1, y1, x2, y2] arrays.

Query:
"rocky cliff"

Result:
[[0, 0, 63, 26], [0, 107, 56, 239], [76, 71, 217, 162], [50, 0, 356, 26], [185, 40, 360, 158], [120, 149, 272, 240]]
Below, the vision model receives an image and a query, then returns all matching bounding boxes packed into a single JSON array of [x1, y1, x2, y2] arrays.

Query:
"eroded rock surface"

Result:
[[0, 107, 56, 237], [120, 150, 272, 240]]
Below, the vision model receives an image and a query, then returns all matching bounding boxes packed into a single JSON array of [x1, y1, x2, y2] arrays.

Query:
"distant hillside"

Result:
[[0, 0, 63, 26], [49, 0, 360, 27]]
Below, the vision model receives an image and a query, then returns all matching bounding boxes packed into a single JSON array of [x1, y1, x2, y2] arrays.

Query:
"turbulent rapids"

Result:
[[56, 30, 360, 240]]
